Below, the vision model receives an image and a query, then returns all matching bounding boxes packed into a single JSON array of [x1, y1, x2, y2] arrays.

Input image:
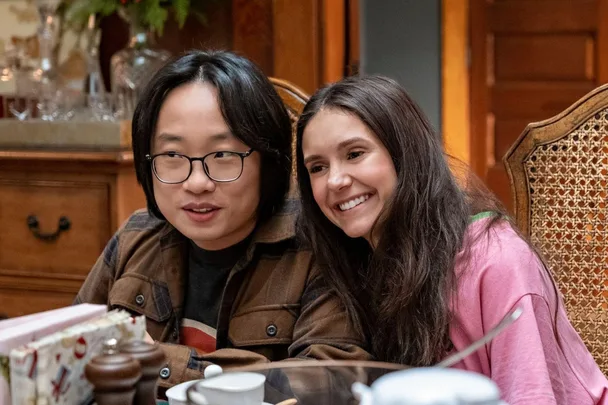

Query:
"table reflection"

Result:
[[186, 360, 406, 405]]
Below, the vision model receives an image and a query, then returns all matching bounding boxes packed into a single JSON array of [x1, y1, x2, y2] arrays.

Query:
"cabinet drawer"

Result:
[[0, 289, 76, 318], [0, 179, 110, 277]]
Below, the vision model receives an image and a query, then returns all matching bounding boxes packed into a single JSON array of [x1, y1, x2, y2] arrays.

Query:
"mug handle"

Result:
[[352, 382, 373, 405], [186, 386, 209, 405]]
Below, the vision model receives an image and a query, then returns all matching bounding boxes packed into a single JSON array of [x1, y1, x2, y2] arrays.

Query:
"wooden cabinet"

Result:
[[0, 149, 146, 317]]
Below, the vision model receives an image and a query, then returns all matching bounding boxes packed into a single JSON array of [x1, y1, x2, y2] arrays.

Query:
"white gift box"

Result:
[[9, 309, 146, 405]]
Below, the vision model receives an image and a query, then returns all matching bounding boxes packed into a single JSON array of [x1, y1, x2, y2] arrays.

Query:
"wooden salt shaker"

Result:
[[85, 338, 142, 405], [119, 340, 166, 405]]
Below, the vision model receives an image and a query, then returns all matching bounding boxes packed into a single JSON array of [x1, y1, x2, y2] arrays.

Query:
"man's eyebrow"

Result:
[[156, 133, 183, 143], [156, 132, 234, 143], [208, 132, 233, 142]]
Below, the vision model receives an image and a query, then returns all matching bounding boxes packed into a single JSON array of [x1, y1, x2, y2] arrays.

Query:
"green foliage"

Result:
[[64, 0, 215, 36], [172, 0, 190, 28]]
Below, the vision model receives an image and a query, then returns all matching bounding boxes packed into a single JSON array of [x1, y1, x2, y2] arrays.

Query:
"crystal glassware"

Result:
[[110, 9, 171, 120], [32, 0, 61, 121]]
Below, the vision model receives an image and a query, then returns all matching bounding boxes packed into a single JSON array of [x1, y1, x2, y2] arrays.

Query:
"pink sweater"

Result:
[[450, 217, 608, 404]]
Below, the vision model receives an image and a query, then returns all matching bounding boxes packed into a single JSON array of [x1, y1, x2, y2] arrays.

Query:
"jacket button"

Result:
[[172, 328, 179, 340], [159, 367, 171, 379], [266, 324, 277, 337], [135, 294, 145, 306]]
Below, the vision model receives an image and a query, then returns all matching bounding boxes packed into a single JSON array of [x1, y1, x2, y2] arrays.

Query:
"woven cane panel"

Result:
[[524, 109, 608, 374], [286, 107, 299, 176]]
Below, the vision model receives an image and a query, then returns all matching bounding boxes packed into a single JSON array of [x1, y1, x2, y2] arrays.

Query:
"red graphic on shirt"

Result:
[[180, 318, 217, 353]]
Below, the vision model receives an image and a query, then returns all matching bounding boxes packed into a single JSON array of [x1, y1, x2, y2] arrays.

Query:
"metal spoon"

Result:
[[436, 306, 523, 368]]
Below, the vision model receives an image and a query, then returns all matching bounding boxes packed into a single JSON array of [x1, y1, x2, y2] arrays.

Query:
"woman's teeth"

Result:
[[191, 208, 213, 213], [339, 194, 370, 211]]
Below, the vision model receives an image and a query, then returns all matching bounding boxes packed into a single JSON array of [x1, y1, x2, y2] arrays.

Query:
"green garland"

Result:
[[65, 0, 214, 36]]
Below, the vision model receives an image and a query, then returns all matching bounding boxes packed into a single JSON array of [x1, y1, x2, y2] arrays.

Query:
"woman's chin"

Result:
[[343, 227, 372, 241]]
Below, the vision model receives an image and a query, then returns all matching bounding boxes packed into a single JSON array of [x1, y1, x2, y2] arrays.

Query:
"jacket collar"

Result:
[[154, 197, 300, 317]]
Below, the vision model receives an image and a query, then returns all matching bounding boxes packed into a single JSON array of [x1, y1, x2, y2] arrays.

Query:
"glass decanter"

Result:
[[32, 0, 61, 120], [110, 9, 171, 120]]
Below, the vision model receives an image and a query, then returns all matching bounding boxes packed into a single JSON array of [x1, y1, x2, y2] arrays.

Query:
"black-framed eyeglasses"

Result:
[[146, 149, 254, 184]]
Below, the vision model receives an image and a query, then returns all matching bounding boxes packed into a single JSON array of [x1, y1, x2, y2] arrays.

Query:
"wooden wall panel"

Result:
[[494, 118, 534, 160], [272, 0, 321, 94], [494, 35, 595, 81], [598, 0, 608, 83], [157, 1, 233, 53], [489, 1, 596, 33], [491, 83, 596, 118], [233, 0, 347, 93], [232, 0, 274, 74]]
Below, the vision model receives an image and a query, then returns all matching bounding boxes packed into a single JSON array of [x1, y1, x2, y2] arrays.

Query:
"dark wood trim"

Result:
[[346, 0, 360, 76], [597, 0, 608, 83], [468, 0, 488, 178], [321, 0, 346, 83]]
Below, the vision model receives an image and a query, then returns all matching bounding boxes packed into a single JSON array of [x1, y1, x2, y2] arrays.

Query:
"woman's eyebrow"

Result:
[[337, 137, 367, 149], [304, 154, 323, 165]]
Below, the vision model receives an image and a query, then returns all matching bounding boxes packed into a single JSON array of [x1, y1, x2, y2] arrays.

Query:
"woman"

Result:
[[295, 75, 608, 404], [76, 50, 369, 389]]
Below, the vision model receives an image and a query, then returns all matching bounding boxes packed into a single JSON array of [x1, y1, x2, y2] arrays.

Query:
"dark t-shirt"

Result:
[[180, 236, 250, 352]]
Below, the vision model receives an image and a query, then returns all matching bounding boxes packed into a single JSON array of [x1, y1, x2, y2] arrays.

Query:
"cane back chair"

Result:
[[504, 84, 608, 374]]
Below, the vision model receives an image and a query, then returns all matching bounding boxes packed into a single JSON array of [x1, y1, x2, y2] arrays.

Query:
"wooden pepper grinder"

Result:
[[119, 340, 166, 405], [85, 338, 142, 405]]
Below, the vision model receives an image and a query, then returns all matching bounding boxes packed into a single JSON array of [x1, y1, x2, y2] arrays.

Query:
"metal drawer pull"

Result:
[[26, 215, 71, 242]]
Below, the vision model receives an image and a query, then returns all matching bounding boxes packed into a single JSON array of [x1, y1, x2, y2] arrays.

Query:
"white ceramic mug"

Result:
[[187, 372, 266, 405], [167, 380, 198, 405], [166, 365, 224, 405]]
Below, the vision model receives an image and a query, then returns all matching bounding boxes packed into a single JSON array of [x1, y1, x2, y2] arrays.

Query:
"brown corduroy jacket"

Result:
[[75, 200, 370, 388]]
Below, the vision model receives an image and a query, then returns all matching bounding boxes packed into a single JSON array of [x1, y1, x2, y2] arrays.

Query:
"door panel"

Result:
[[470, 0, 608, 210], [494, 35, 593, 81], [489, 1, 596, 33]]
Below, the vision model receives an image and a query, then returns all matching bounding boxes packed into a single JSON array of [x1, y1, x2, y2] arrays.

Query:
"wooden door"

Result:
[[232, 0, 352, 94], [469, 0, 608, 210]]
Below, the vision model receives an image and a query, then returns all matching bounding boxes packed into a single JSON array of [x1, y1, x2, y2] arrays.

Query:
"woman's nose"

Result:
[[327, 167, 352, 191]]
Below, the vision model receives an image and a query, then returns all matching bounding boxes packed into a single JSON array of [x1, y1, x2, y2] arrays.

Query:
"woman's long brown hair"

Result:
[[295, 75, 506, 365]]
